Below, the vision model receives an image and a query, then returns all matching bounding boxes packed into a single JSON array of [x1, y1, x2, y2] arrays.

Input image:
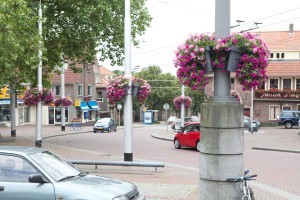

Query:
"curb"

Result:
[[252, 147, 300, 154]]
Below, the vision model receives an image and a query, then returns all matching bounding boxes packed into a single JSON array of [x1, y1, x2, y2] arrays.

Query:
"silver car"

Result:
[[0, 146, 144, 200]]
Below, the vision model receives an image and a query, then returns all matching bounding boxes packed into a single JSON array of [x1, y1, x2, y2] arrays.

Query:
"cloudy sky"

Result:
[[101, 0, 300, 74]]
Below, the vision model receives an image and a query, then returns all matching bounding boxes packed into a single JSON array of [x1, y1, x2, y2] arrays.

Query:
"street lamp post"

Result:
[[35, 0, 43, 147], [180, 85, 185, 130], [60, 62, 68, 131], [124, 0, 133, 161]]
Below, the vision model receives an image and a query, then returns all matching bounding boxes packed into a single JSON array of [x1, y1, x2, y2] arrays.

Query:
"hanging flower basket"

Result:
[[132, 77, 151, 103], [106, 76, 151, 104], [173, 96, 192, 110], [174, 32, 270, 91], [23, 88, 43, 106], [42, 88, 55, 105], [174, 33, 216, 91], [54, 97, 72, 107]]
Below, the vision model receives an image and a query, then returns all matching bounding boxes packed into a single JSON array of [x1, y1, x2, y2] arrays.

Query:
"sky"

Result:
[[99, 0, 300, 75]]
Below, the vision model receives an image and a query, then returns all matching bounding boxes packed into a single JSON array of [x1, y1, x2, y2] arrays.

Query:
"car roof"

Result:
[[0, 146, 47, 156]]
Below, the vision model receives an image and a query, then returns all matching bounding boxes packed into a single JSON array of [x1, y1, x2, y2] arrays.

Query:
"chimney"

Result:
[[289, 23, 294, 34]]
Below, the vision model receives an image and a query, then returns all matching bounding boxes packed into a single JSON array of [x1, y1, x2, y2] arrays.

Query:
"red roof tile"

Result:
[[267, 61, 300, 77]]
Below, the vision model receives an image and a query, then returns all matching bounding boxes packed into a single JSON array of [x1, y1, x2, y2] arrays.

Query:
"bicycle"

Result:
[[226, 170, 257, 200]]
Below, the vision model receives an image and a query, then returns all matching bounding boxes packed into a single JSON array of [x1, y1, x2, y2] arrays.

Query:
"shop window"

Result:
[[269, 79, 278, 89], [282, 79, 291, 90], [78, 84, 83, 96], [269, 105, 280, 120]]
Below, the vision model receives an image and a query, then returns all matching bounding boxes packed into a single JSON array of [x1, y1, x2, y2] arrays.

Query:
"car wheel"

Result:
[[174, 139, 181, 149], [107, 127, 111, 132], [284, 121, 293, 129], [196, 141, 200, 152], [94, 131, 97, 133], [114, 128, 117, 132]]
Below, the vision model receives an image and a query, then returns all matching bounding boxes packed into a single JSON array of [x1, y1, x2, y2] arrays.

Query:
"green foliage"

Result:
[[134, 65, 181, 111], [0, 0, 40, 89], [0, 0, 151, 89]]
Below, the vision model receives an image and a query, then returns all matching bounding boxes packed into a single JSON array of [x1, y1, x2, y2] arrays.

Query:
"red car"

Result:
[[173, 122, 201, 151]]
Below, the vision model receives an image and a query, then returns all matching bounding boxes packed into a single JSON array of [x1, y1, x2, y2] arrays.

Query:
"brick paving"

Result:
[[0, 124, 300, 199]]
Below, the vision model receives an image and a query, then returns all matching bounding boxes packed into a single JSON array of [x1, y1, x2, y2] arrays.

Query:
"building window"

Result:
[[97, 92, 103, 99], [282, 79, 291, 90], [276, 53, 280, 58], [78, 84, 83, 96], [56, 86, 61, 96], [297, 104, 300, 110], [269, 105, 280, 120], [258, 81, 265, 89], [281, 53, 284, 58], [269, 79, 278, 89], [296, 79, 300, 89], [270, 53, 273, 58], [282, 105, 292, 110], [88, 85, 92, 96]]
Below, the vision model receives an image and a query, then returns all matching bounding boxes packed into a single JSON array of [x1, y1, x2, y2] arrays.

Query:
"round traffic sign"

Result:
[[163, 103, 170, 110], [117, 104, 122, 110]]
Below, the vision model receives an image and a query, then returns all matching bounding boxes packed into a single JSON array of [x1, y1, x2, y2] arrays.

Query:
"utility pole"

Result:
[[124, 0, 133, 161], [199, 0, 244, 199], [35, 0, 43, 147]]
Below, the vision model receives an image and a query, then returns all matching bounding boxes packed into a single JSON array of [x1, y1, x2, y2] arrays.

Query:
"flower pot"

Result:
[[205, 46, 214, 73], [132, 86, 139, 96], [227, 45, 244, 72]]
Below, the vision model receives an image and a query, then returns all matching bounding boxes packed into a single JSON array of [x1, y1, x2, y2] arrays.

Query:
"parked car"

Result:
[[277, 110, 300, 128], [173, 122, 201, 151], [167, 116, 177, 124], [0, 146, 144, 200], [171, 116, 200, 130], [93, 118, 117, 133], [243, 115, 260, 128]]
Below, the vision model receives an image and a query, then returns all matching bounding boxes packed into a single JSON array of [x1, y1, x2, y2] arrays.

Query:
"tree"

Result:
[[0, 0, 40, 88], [134, 66, 181, 111], [24, 0, 152, 85]]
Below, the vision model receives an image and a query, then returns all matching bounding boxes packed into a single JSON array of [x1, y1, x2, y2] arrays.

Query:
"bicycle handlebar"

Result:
[[226, 174, 258, 182]]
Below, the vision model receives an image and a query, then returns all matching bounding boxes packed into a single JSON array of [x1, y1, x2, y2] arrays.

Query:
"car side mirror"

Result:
[[29, 174, 48, 183]]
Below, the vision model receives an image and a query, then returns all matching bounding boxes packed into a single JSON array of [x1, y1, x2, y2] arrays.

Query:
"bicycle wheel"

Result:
[[242, 195, 249, 200]]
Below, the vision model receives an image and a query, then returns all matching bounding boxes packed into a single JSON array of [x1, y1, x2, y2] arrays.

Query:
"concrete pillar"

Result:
[[200, 102, 244, 199]]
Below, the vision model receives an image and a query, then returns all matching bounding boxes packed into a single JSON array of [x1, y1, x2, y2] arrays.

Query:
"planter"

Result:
[[227, 45, 244, 72], [205, 46, 214, 73]]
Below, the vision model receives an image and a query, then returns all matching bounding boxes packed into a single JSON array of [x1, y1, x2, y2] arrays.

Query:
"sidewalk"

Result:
[[1, 124, 300, 200]]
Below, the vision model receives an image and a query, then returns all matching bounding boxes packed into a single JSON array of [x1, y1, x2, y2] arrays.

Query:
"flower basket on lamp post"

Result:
[[107, 76, 151, 105], [173, 96, 192, 110], [174, 32, 270, 91], [54, 97, 72, 107]]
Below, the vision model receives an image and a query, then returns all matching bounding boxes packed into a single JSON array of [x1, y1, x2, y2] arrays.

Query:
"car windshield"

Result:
[[97, 118, 110, 123], [29, 151, 81, 182]]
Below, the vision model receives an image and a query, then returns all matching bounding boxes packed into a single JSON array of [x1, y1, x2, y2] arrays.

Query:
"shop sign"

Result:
[[255, 91, 300, 99]]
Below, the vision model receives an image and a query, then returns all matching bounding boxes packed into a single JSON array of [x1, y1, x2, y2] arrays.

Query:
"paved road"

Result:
[[0, 124, 300, 200]]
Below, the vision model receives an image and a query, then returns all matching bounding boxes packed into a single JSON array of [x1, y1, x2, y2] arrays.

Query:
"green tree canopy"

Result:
[[0, 0, 152, 87], [0, 0, 40, 88], [134, 65, 181, 111]]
